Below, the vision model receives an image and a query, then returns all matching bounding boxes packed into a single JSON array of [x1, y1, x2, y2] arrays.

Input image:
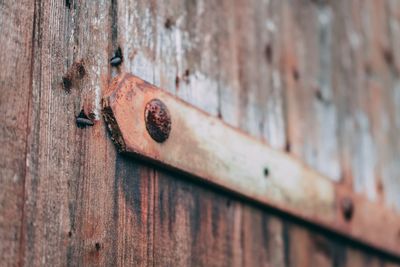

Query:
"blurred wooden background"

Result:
[[1, 0, 400, 266]]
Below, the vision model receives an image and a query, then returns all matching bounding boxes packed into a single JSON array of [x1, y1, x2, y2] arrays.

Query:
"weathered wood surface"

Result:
[[0, 1, 35, 266], [1, 0, 400, 267]]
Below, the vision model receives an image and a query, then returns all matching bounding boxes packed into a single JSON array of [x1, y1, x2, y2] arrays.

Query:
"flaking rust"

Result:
[[102, 74, 128, 152], [144, 99, 171, 143], [102, 102, 126, 152]]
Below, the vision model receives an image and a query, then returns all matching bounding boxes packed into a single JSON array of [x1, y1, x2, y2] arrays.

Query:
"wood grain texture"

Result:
[[0, 0, 35, 266], [1, 0, 400, 266], [21, 1, 117, 266]]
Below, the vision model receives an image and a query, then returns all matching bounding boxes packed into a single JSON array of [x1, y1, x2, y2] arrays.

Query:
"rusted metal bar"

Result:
[[102, 73, 400, 257]]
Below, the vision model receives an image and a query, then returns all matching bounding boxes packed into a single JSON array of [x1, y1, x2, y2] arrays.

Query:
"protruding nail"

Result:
[[110, 56, 122, 67], [76, 109, 94, 128], [341, 197, 354, 221], [110, 47, 123, 67]]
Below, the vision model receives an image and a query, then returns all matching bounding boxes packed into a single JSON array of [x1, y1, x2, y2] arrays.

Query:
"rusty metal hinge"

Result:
[[102, 73, 400, 258]]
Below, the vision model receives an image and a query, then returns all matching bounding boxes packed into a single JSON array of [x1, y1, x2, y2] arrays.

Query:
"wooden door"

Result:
[[1, 0, 400, 266]]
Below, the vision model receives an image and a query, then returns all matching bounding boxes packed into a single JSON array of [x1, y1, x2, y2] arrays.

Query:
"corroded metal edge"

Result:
[[102, 105, 126, 153]]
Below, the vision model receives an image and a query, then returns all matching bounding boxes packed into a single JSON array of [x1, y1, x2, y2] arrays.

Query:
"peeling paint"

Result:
[[349, 31, 362, 50], [351, 112, 377, 201], [177, 71, 219, 116], [394, 81, 400, 129], [128, 51, 155, 83], [266, 20, 276, 33], [265, 70, 285, 149]]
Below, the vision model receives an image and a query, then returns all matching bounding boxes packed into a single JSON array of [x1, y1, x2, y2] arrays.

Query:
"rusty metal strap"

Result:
[[102, 73, 400, 257]]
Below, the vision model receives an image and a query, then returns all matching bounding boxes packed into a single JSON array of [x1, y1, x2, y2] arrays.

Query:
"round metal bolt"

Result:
[[341, 197, 354, 221], [144, 99, 171, 143]]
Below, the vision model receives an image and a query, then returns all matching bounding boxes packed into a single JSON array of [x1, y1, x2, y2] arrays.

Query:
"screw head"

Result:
[[341, 197, 354, 221], [144, 99, 171, 143]]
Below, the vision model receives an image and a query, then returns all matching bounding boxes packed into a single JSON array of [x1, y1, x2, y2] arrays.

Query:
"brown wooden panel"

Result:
[[153, 172, 241, 267], [113, 157, 154, 266], [1, 0, 400, 266], [0, 1, 35, 266], [20, 1, 118, 266]]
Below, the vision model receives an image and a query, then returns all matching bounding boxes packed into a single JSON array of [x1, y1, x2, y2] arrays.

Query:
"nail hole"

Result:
[[175, 76, 180, 89], [292, 68, 300, 81], [315, 88, 323, 101], [95, 242, 101, 251], [364, 63, 372, 76], [183, 69, 190, 84], [285, 140, 291, 152], [76, 62, 86, 79], [62, 76, 72, 92], [341, 197, 354, 221], [263, 167, 269, 178], [164, 18, 174, 29], [382, 48, 394, 66], [68, 231, 72, 238], [265, 44, 272, 63], [377, 180, 384, 194]]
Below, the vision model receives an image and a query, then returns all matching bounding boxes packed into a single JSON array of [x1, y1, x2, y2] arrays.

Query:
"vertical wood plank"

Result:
[[0, 0, 35, 266], [154, 172, 243, 267], [113, 158, 154, 266], [150, 1, 245, 266], [374, 0, 400, 211], [21, 1, 117, 266], [231, 0, 290, 266], [283, 0, 340, 181]]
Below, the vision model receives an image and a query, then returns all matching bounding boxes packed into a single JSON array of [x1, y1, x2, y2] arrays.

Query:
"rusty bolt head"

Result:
[[341, 197, 354, 221], [144, 99, 171, 143]]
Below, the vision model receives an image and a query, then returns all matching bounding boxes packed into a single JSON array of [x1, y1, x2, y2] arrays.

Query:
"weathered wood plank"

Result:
[[153, 2, 244, 265], [105, 1, 159, 266], [113, 158, 154, 266], [283, 0, 341, 181], [273, 1, 348, 265], [330, 0, 400, 211], [20, 1, 117, 266], [108, 0, 400, 265], [153, 171, 243, 267], [1, 0, 399, 266], [0, 0, 35, 266]]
